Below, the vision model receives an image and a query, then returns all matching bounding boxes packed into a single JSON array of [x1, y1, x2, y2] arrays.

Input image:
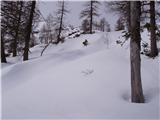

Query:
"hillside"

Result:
[[1, 31, 159, 119]]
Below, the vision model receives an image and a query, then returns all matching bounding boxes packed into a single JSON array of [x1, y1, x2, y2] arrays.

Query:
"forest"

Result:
[[1, 0, 160, 119]]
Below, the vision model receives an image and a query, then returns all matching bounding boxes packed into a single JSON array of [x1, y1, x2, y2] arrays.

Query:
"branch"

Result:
[[40, 41, 52, 56]]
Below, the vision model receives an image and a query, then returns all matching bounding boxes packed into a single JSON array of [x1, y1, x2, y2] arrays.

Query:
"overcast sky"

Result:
[[38, 1, 120, 30]]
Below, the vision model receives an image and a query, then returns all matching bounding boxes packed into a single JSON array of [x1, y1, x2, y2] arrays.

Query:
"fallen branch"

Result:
[[40, 41, 52, 56]]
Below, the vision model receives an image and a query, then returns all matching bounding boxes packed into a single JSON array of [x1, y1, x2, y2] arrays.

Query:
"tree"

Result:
[[46, 14, 55, 43], [139, 1, 159, 57], [23, 1, 36, 61], [130, 1, 144, 103], [106, 21, 111, 32], [99, 18, 105, 32], [54, 0, 69, 44], [1, 1, 22, 57], [12, 1, 23, 57], [1, 1, 9, 63], [150, 1, 158, 57], [80, 0, 100, 34], [39, 23, 49, 44], [81, 19, 90, 33], [106, 1, 130, 31], [115, 17, 125, 31], [99, 18, 111, 32], [1, 1, 40, 59], [1, 32, 7, 63], [39, 14, 55, 44]]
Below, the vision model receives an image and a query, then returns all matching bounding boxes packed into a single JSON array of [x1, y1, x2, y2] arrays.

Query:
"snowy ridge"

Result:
[[1, 31, 159, 119]]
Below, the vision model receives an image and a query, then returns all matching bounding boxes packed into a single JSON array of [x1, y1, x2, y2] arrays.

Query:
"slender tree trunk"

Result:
[[1, 34, 7, 63], [13, 37, 17, 57], [90, 1, 93, 34], [102, 22, 105, 32], [23, 1, 36, 61], [127, 2, 131, 32], [57, 0, 64, 44], [13, 1, 23, 57], [130, 1, 144, 103], [150, 1, 158, 57]]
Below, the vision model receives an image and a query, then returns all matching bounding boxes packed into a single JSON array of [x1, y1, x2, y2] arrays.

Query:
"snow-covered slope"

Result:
[[1, 31, 159, 119]]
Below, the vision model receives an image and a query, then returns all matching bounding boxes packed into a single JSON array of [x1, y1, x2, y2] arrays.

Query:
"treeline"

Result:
[[1, 0, 110, 63], [39, 0, 110, 45], [1, 1, 39, 62]]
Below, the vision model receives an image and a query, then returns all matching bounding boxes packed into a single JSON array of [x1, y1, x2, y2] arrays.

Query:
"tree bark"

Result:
[[23, 1, 36, 61], [1, 34, 7, 63], [150, 1, 158, 57], [13, 1, 23, 57], [57, 0, 64, 44], [90, 1, 93, 34], [130, 1, 144, 103], [127, 2, 131, 32]]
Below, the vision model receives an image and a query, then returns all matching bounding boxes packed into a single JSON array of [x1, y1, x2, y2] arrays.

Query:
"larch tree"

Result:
[[12, 1, 23, 57], [23, 1, 36, 61], [39, 23, 49, 44], [46, 14, 55, 43], [54, 0, 69, 44], [80, 0, 100, 34], [99, 18, 105, 32], [1, 31, 7, 63], [1, 1, 8, 63], [1, 1, 40, 60], [115, 17, 125, 31], [130, 1, 144, 103], [81, 19, 90, 33], [106, 21, 111, 32], [141, 1, 159, 57], [1, 1, 23, 57], [99, 18, 110, 32], [150, 1, 158, 57], [106, 1, 130, 31]]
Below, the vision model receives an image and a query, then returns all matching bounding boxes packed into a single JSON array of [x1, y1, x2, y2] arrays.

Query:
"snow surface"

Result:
[[1, 31, 159, 119]]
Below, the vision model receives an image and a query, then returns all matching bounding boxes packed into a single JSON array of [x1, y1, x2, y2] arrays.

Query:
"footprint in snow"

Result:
[[81, 69, 94, 76]]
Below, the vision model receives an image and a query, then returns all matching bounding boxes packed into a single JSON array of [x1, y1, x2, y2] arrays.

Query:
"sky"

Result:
[[38, 1, 120, 30]]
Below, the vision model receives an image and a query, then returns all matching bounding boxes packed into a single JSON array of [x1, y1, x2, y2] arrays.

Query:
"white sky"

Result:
[[38, 1, 120, 30]]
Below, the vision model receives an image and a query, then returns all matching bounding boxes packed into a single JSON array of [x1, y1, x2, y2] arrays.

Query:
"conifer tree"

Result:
[[54, 0, 69, 44], [80, 0, 100, 34], [130, 1, 144, 103], [23, 1, 36, 61]]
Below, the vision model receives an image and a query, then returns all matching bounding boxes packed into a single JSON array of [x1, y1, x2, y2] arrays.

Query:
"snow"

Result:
[[1, 31, 159, 119]]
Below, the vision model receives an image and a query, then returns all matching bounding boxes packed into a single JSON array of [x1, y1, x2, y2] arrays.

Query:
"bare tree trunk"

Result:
[[23, 1, 36, 61], [1, 34, 7, 63], [127, 2, 131, 32], [150, 1, 158, 57], [57, 0, 64, 44], [13, 36, 17, 57], [130, 1, 144, 103], [90, 1, 93, 34], [13, 1, 23, 57]]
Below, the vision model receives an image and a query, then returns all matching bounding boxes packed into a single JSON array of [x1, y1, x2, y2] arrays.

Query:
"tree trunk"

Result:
[[13, 37, 17, 57], [23, 1, 36, 61], [130, 1, 144, 103], [13, 1, 23, 57], [127, 2, 131, 32], [90, 1, 93, 34], [1, 34, 7, 63], [57, 0, 64, 44], [150, 1, 158, 57]]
